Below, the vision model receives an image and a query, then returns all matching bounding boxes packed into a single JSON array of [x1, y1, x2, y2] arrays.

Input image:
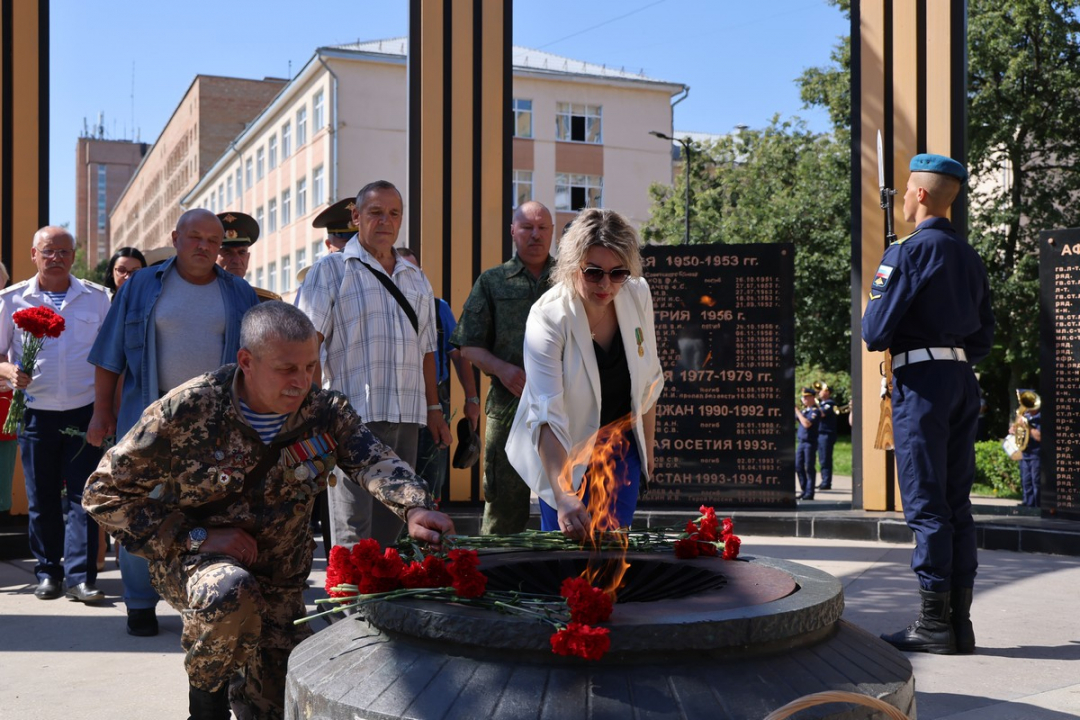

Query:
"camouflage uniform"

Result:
[[450, 255, 553, 534], [83, 365, 433, 720]]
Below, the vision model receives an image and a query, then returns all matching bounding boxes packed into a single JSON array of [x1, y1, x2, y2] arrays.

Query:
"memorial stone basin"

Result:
[[286, 551, 915, 719]]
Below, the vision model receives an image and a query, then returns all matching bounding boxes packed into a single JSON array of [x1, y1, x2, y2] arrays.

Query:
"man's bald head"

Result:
[[511, 202, 554, 277], [176, 208, 224, 236], [32, 226, 75, 250]]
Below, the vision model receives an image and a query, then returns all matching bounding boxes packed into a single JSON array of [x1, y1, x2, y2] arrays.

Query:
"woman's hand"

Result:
[[556, 492, 590, 541]]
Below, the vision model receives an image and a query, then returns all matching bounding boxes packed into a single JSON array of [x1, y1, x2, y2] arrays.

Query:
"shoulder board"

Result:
[[893, 228, 921, 246], [254, 287, 282, 303], [81, 279, 109, 292], [0, 279, 31, 295]]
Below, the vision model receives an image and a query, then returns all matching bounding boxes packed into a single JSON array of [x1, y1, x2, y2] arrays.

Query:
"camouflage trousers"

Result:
[[480, 403, 532, 535], [161, 557, 312, 720]]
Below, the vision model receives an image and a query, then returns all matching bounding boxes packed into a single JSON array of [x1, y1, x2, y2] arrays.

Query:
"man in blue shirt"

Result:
[[86, 208, 259, 637], [863, 154, 995, 656], [795, 388, 821, 500]]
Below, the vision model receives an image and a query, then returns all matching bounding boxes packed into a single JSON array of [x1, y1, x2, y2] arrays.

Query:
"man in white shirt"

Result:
[[0, 227, 111, 603], [299, 180, 450, 548]]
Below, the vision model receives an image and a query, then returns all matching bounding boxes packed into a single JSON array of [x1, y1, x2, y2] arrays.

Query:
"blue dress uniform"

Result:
[[862, 153, 994, 655], [1019, 410, 1041, 508], [817, 397, 838, 489], [795, 399, 822, 500]]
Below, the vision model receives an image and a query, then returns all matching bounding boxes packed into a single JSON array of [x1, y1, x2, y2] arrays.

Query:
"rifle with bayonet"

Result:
[[874, 130, 896, 451]]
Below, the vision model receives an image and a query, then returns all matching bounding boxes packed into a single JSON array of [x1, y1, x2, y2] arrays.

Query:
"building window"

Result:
[[245, 158, 253, 188], [281, 122, 291, 158], [296, 106, 307, 146], [255, 206, 265, 232], [313, 90, 325, 132], [312, 240, 323, 263], [268, 135, 278, 170], [281, 255, 292, 293], [268, 198, 278, 233], [218, 184, 225, 210], [513, 98, 533, 138], [313, 165, 325, 207], [281, 189, 291, 227], [256, 267, 264, 288], [210, 194, 216, 213], [555, 173, 603, 211], [96, 164, 107, 232], [267, 261, 277, 293], [512, 170, 533, 208], [296, 177, 307, 217], [556, 102, 602, 143], [226, 175, 234, 205], [256, 147, 265, 180], [296, 246, 307, 271], [235, 167, 243, 196]]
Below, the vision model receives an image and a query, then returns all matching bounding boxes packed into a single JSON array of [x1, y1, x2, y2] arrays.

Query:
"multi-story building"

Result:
[[74, 121, 147, 267], [180, 39, 685, 299], [108, 75, 287, 256]]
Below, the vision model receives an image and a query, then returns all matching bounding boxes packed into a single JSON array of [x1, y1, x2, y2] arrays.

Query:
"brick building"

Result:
[[75, 125, 147, 268], [108, 75, 287, 256]]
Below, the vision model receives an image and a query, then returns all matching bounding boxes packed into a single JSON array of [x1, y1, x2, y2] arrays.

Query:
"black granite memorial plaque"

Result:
[[1040, 228, 1080, 520], [640, 243, 795, 509]]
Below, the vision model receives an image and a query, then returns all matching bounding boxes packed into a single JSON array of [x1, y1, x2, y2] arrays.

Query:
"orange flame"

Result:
[[563, 414, 637, 601], [699, 295, 717, 307]]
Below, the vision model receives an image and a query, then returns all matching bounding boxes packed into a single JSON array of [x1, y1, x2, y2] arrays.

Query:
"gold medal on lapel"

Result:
[[635, 327, 645, 357]]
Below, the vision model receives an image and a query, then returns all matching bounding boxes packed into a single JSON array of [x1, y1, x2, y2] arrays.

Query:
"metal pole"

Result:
[[682, 139, 691, 244]]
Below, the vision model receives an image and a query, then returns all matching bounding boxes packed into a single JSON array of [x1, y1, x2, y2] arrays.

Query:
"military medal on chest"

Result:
[[635, 327, 645, 357], [282, 432, 339, 493]]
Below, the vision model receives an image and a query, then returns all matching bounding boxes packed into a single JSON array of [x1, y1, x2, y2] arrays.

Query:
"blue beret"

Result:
[[909, 153, 968, 182]]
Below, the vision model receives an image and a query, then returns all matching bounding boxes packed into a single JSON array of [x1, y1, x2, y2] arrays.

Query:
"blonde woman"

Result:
[[507, 208, 663, 538]]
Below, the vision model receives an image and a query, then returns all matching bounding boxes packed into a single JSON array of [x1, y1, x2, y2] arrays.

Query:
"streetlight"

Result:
[[650, 130, 692, 244]]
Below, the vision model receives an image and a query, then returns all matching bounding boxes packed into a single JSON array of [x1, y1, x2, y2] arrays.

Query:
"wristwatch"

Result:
[[188, 526, 208, 553], [466, 396, 480, 405]]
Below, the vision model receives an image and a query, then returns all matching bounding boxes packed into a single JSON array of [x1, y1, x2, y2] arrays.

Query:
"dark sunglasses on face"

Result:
[[580, 265, 632, 284]]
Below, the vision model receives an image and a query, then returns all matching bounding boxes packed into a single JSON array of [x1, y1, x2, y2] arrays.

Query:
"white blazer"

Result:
[[506, 278, 665, 509]]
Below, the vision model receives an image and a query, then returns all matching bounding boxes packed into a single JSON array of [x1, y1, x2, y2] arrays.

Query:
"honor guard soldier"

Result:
[[862, 153, 995, 655], [794, 387, 821, 500], [217, 211, 280, 302]]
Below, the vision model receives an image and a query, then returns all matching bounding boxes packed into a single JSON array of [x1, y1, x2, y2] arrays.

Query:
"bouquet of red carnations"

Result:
[[3, 307, 65, 435]]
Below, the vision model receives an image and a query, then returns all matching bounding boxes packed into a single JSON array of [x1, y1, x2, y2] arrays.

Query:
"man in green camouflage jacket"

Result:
[[84, 301, 454, 720], [451, 201, 555, 534]]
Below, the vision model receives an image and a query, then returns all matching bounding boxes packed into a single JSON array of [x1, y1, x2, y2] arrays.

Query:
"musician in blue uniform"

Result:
[[794, 387, 821, 500], [815, 383, 838, 490], [862, 154, 995, 656], [1012, 392, 1041, 508]]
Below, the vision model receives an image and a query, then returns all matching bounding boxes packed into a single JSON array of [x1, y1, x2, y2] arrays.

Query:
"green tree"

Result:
[[967, 0, 1080, 430]]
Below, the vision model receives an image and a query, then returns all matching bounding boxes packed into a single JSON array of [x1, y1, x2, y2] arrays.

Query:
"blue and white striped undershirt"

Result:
[[238, 398, 289, 444], [43, 291, 67, 307]]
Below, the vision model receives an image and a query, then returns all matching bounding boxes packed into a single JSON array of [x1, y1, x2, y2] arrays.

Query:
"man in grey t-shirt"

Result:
[[86, 208, 258, 637]]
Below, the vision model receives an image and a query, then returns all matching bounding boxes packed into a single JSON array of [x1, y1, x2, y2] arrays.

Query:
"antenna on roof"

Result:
[[288, 59, 292, 78]]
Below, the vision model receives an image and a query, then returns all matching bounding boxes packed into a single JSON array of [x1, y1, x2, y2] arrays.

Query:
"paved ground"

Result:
[[2, 481, 1076, 719]]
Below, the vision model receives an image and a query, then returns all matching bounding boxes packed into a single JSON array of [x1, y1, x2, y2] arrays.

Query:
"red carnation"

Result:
[[674, 537, 700, 559], [447, 548, 487, 598], [326, 545, 359, 597], [550, 623, 611, 661], [349, 538, 383, 572], [12, 306, 66, 339], [722, 535, 742, 560], [698, 506, 720, 541], [560, 577, 613, 625], [697, 539, 719, 557], [421, 555, 453, 587], [721, 517, 735, 540]]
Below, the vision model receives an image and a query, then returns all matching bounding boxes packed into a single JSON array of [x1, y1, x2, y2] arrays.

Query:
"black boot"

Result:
[[880, 589, 956, 655], [188, 684, 231, 720], [951, 587, 975, 654]]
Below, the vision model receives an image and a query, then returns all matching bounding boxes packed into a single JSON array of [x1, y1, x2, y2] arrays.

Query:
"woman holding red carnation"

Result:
[[506, 209, 664, 538]]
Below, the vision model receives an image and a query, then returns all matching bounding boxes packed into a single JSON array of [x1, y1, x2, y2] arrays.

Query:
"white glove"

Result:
[[880, 376, 889, 399]]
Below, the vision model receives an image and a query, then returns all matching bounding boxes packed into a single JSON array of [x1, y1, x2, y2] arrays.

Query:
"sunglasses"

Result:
[[580, 265, 632, 284]]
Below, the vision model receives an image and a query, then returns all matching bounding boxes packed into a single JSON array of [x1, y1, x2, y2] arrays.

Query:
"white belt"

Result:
[[892, 347, 967, 370]]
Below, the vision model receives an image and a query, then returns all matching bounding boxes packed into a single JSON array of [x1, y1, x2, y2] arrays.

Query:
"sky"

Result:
[[50, 0, 848, 231]]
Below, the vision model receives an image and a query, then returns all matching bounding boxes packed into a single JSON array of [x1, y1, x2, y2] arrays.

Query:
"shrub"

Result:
[[973, 440, 1021, 498]]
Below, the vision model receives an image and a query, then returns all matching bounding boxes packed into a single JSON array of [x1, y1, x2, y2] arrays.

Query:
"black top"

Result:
[[594, 331, 632, 427]]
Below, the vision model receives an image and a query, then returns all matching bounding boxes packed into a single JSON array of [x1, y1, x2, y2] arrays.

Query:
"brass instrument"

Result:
[[814, 380, 852, 414], [1014, 389, 1041, 452]]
